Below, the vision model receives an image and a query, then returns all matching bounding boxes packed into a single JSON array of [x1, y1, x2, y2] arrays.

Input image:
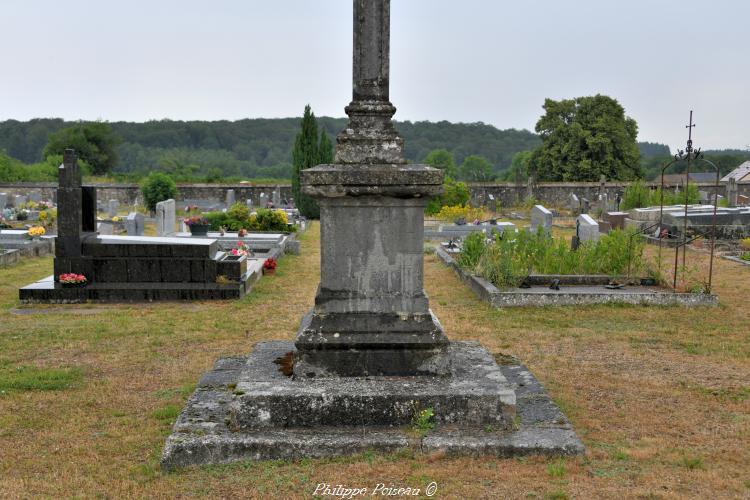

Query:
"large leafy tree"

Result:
[[529, 95, 641, 182], [291, 105, 321, 218], [423, 149, 457, 178], [43, 122, 121, 176], [459, 155, 494, 182]]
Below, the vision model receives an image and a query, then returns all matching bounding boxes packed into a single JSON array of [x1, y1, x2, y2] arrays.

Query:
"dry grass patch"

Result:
[[0, 224, 748, 498]]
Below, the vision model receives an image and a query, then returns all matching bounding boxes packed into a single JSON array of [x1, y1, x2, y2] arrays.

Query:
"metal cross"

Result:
[[685, 110, 696, 155], [676, 110, 701, 160]]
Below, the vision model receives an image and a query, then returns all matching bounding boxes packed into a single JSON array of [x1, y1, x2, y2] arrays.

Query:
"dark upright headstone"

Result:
[[54, 150, 84, 278]]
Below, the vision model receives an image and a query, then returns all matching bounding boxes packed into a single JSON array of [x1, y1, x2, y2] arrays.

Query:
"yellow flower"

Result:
[[275, 210, 289, 224], [27, 226, 46, 237], [112, 216, 121, 222]]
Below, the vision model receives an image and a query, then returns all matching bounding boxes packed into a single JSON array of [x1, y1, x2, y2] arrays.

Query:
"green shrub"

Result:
[[140, 172, 177, 212], [204, 207, 294, 233], [622, 180, 651, 210], [456, 232, 487, 269], [426, 177, 471, 215]]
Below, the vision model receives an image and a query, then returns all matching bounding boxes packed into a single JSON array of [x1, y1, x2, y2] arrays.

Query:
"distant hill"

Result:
[[0, 118, 703, 181], [638, 141, 670, 157], [0, 118, 540, 180]]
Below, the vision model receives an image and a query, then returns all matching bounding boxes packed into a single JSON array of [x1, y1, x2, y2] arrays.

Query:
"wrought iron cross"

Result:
[[676, 110, 701, 160]]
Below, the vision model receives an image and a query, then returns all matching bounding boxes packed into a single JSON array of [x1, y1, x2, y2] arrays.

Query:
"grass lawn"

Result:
[[0, 222, 748, 498]]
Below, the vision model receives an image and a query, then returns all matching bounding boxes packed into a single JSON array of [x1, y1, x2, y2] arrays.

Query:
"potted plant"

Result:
[[263, 257, 277, 275], [184, 215, 210, 236], [59, 273, 88, 288]]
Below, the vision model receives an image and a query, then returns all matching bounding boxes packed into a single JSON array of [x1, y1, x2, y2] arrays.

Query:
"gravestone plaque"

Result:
[[577, 213, 600, 242], [530, 205, 552, 234], [125, 212, 145, 236], [226, 189, 236, 208], [156, 199, 176, 237]]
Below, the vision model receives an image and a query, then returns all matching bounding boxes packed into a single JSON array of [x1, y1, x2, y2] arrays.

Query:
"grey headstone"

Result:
[[577, 214, 600, 243], [272, 187, 281, 207], [29, 192, 42, 203], [726, 178, 738, 207], [107, 199, 119, 218], [0, 193, 7, 209], [259, 192, 268, 208], [14, 195, 27, 207], [155, 199, 177, 237], [125, 212, 145, 236], [530, 205, 552, 234], [698, 190, 710, 203], [97, 222, 114, 236], [226, 189, 236, 208], [580, 198, 590, 214]]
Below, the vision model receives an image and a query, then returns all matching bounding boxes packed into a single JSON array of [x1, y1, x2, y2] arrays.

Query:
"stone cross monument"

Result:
[[160, 0, 584, 468], [296, 0, 447, 377]]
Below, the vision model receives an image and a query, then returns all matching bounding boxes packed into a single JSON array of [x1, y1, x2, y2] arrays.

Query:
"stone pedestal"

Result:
[[295, 165, 447, 377]]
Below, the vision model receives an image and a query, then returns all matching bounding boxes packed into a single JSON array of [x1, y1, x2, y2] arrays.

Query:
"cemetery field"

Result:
[[1, 223, 749, 498]]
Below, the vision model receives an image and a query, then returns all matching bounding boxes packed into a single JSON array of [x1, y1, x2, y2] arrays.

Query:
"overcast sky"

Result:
[[1, 0, 748, 152]]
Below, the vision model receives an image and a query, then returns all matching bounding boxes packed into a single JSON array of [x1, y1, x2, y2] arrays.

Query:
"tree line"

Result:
[[2, 98, 747, 184]]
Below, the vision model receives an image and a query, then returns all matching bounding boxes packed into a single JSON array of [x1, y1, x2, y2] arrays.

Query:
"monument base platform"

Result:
[[161, 341, 584, 470], [19, 270, 259, 303]]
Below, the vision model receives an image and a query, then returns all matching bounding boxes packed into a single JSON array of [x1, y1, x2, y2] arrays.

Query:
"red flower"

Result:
[[263, 258, 277, 270]]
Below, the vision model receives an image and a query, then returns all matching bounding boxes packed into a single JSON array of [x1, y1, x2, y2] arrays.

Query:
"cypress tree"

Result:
[[318, 129, 334, 165], [291, 105, 320, 218]]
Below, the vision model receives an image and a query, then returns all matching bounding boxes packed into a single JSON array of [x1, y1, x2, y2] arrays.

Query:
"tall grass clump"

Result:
[[457, 228, 645, 288]]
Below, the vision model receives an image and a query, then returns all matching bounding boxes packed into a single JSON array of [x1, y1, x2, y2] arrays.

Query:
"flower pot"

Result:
[[189, 224, 210, 236]]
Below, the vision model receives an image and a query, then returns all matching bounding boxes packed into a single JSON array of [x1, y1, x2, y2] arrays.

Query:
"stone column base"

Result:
[[293, 309, 450, 378]]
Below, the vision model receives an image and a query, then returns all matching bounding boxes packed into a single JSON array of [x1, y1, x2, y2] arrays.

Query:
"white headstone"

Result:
[[155, 199, 177, 236], [577, 214, 600, 243], [107, 199, 119, 218], [530, 205, 553, 234], [226, 189, 236, 207], [569, 193, 580, 211], [272, 187, 281, 207], [246, 198, 254, 209], [125, 212, 145, 236]]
